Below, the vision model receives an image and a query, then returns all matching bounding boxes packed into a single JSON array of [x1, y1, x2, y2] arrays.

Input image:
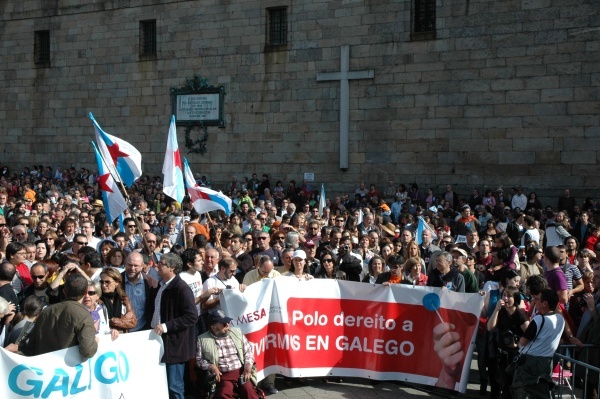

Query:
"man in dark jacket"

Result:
[[427, 251, 465, 293], [21, 274, 98, 359], [152, 252, 198, 399]]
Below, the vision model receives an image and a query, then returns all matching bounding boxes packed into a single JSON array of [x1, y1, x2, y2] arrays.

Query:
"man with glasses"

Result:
[[427, 251, 465, 293], [21, 262, 50, 306], [152, 253, 197, 399], [249, 232, 283, 266], [123, 217, 143, 253], [304, 221, 322, 247], [12, 225, 29, 244], [334, 216, 346, 229], [121, 252, 158, 331], [139, 232, 162, 269], [6, 242, 32, 296], [145, 210, 160, 233], [202, 258, 246, 318]]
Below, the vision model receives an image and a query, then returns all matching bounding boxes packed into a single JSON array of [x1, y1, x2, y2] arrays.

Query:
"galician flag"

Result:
[[162, 115, 185, 204], [318, 184, 326, 216], [89, 113, 142, 187], [184, 158, 233, 215], [91, 141, 128, 223]]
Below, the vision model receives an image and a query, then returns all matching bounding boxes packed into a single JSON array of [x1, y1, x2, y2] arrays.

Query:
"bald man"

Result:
[[121, 252, 159, 331]]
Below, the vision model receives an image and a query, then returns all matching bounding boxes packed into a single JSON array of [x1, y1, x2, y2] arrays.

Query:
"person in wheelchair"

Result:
[[196, 310, 259, 399]]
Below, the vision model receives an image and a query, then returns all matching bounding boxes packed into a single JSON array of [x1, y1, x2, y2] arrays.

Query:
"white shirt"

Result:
[[202, 274, 240, 314], [179, 271, 203, 315]]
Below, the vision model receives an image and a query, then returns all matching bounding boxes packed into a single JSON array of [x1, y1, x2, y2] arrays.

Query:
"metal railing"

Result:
[[554, 344, 600, 398]]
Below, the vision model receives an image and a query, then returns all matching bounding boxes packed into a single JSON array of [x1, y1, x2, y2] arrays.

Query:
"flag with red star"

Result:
[[90, 113, 142, 187], [183, 158, 232, 215], [162, 115, 185, 203], [92, 141, 128, 223]]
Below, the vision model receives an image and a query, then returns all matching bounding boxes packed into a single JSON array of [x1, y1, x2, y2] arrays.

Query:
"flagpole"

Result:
[[91, 141, 149, 251]]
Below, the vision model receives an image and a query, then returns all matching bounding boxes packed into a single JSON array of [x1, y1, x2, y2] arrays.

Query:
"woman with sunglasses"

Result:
[[315, 251, 346, 280], [83, 281, 119, 340], [375, 255, 404, 286], [99, 269, 137, 333], [43, 231, 59, 256]]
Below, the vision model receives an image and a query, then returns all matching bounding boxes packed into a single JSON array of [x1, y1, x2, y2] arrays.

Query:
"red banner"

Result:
[[222, 279, 483, 392]]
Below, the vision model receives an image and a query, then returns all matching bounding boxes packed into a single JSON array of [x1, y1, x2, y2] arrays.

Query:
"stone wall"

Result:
[[0, 0, 599, 205]]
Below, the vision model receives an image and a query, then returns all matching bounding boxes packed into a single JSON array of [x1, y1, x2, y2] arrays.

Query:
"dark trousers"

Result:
[[216, 369, 258, 399]]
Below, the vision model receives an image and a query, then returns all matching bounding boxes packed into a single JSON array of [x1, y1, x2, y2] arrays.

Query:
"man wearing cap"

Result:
[[92, 199, 104, 211], [197, 310, 259, 399], [450, 248, 478, 293]]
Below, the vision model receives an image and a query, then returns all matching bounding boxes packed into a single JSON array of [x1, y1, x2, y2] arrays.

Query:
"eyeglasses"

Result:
[[258, 237, 269, 240], [32, 275, 46, 280], [322, 259, 333, 263], [100, 280, 114, 285], [87, 291, 96, 296], [127, 225, 136, 228], [16, 251, 26, 256], [75, 241, 87, 245], [46, 237, 54, 240], [143, 229, 150, 232], [276, 236, 285, 240], [148, 213, 156, 216]]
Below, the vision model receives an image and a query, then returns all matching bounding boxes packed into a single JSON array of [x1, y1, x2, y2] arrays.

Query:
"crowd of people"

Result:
[[0, 164, 599, 398]]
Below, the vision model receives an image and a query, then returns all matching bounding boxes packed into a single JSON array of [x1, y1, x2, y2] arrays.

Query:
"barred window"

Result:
[[34, 30, 50, 65], [412, 0, 436, 40], [140, 20, 157, 56], [267, 7, 287, 46]]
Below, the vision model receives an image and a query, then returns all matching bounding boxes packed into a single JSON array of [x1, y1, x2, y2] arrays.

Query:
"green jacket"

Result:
[[198, 327, 257, 385]]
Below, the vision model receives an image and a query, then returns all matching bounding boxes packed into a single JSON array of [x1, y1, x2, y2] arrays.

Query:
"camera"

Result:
[[342, 245, 349, 251], [500, 330, 519, 348]]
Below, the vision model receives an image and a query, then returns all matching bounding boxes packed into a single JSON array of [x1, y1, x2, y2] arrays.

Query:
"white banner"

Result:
[[1, 330, 168, 399], [222, 278, 484, 393]]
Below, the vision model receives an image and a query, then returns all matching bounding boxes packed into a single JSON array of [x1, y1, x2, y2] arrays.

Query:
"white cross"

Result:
[[317, 45, 374, 170]]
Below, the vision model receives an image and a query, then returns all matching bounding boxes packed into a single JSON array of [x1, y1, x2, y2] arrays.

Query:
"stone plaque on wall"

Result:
[[171, 76, 225, 127]]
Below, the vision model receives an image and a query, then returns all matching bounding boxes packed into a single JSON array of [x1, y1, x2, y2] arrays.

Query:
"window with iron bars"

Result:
[[140, 20, 157, 56], [34, 30, 50, 65], [267, 7, 288, 46], [412, 0, 436, 40]]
